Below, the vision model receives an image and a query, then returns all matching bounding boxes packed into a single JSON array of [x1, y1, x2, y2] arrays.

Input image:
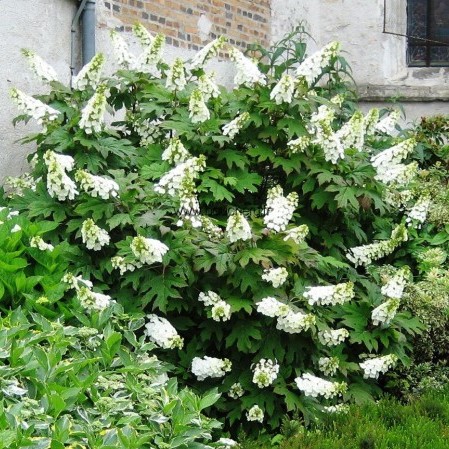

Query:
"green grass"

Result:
[[241, 389, 449, 449]]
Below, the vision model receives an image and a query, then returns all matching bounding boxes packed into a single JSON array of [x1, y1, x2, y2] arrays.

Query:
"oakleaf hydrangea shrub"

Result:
[[5, 25, 425, 429]]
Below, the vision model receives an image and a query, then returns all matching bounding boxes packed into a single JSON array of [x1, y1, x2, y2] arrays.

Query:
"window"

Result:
[[407, 0, 449, 66]]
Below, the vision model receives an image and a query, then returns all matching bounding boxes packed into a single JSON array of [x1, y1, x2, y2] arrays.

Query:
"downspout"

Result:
[[70, 0, 96, 82]]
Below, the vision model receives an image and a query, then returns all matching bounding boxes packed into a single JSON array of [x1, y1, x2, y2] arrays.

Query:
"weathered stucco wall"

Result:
[[0, 0, 77, 182]]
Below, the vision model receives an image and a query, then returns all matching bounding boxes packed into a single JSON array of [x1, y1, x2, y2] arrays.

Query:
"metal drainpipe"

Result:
[[70, 0, 96, 82]]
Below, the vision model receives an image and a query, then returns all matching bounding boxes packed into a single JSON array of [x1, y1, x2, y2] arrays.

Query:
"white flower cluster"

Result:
[[132, 116, 162, 145], [375, 110, 401, 134], [229, 47, 266, 87], [222, 112, 250, 139], [364, 108, 380, 136], [191, 356, 232, 380], [81, 218, 110, 251], [144, 314, 184, 349], [346, 224, 408, 267], [263, 185, 298, 232], [262, 267, 288, 288], [43, 150, 78, 201], [190, 36, 227, 70], [295, 373, 347, 399], [287, 136, 311, 154], [252, 359, 280, 388], [10, 88, 60, 129], [161, 138, 190, 165], [133, 23, 154, 47], [318, 328, 349, 346], [63, 272, 112, 312], [75, 170, 119, 199], [256, 296, 290, 318], [406, 195, 431, 227], [359, 354, 398, 379], [304, 282, 354, 306], [110, 30, 136, 69], [338, 111, 365, 152], [226, 211, 252, 243], [318, 356, 340, 376], [197, 72, 220, 100], [370, 139, 416, 185], [79, 84, 109, 134], [216, 438, 239, 448], [188, 89, 210, 123], [30, 236, 54, 252], [72, 53, 105, 90], [137, 34, 165, 73], [198, 291, 232, 321], [199, 216, 224, 240], [21, 49, 58, 83], [277, 309, 316, 334], [371, 298, 400, 326], [4, 173, 36, 197], [295, 41, 341, 86], [323, 403, 350, 414], [381, 266, 409, 299], [111, 256, 136, 275], [11, 224, 22, 233], [130, 235, 169, 265], [228, 382, 245, 399], [270, 73, 295, 104], [166, 58, 187, 91], [283, 224, 309, 244], [246, 405, 264, 422]]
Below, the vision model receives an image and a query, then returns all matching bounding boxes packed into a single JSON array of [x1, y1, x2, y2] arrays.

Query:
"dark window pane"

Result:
[[408, 45, 428, 65], [430, 46, 449, 64]]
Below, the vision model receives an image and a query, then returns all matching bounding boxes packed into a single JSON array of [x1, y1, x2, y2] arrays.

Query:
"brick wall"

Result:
[[103, 0, 271, 51]]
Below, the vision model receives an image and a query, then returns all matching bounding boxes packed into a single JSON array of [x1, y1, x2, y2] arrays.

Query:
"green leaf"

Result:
[[234, 247, 276, 267]]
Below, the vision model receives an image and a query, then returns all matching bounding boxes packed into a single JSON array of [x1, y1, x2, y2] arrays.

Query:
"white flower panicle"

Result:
[[62, 272, 93, 290], [381, 266, 409, 299], [81, 218, 110, 251], [199, 216, 224, 240], [198, 290, 222, 306], [318, 328, 349, 346], [216, 438, 239, 448], [197, 72, 220, 100], [252, 359, 280, 388], [375, 110, 401, 134], [229, 47, 266, 87], [270, 73, 295, 104], [228, 382, 245, 399], [364, 108, 380, 136], [371, 298, 400, 326], [191, 356, 232, 380], [226, 211, 252, 243], [165, 58, 187, 91], [222, 112, 250, 139], [324, 403, 350, 414], [10, 88, 60, 129], [30, 236, 54, 252], [75, 170, 119, 199], [111, 256, 136, 275], [144, 314, 184, 349], [79, 84, 109, 134], [21, 49, 58, 83], [318, 357, 340, 376], [304, 282, 354, 306], [347, 224, 408, 267], [4, 174, 36, 197], [161, 138, 190, 165], [371, 138, 416, 185], [130, 236, 169, 265], [43, 150, 79, 201], [189, 89, 210, 123], [295, 373, 347, 399], [133, 23, 154, 47], [246, 405, 264, 422], [256, 297, 290, 318], [263, 185, 299, 232], [110, 30, 136, 68], [406, 195, 431, 227], [72, 53, 105, 90], [11, 224, 22, 233], [137, 33, 165, 72], [359, 354, 398, 379], [295, 41, 340, 86], [190, 36, 227, 70], [262, 267, 288, 288], [283, 224, 309, 244], [337, 111, 365, 151], [211, 300, 232, 322], [287, 136, 311, 154], [276, 309, 316, 334]]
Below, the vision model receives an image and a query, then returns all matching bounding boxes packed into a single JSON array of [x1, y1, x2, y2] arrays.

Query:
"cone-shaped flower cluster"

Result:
[[144, 314, 184, 349]]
